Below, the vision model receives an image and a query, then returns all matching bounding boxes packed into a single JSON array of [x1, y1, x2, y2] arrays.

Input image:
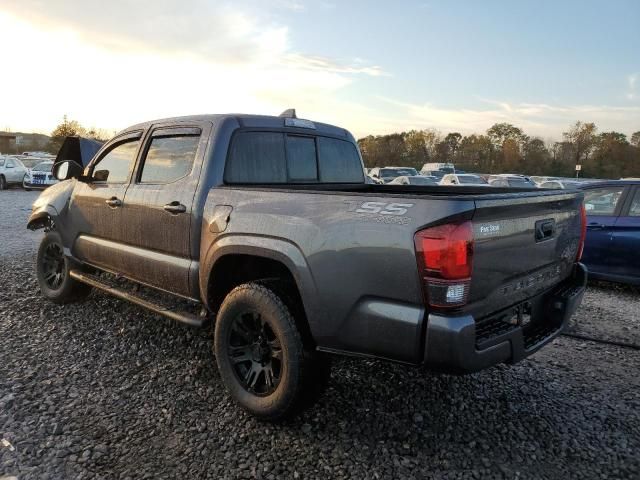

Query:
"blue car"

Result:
[[578, 180, 640, 285]]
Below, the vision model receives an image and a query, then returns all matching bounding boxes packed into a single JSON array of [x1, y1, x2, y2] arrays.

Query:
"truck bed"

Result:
[[203, 184, 584, 364]]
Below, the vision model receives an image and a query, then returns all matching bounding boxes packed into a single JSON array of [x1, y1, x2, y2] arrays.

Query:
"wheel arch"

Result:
[[202, 235, 323, 345]]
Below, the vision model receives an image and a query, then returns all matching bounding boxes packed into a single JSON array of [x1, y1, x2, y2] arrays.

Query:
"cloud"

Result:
[[284, 54, 388, 76], [375, 97, 640, 138], [627, 73, 639, 100], [2, 0, 295, 65], [1, 0, 381, 75], [0, 7, 384, 136]]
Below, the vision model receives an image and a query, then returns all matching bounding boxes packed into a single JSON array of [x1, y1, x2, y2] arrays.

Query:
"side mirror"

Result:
[[53, 160, 83, 181]]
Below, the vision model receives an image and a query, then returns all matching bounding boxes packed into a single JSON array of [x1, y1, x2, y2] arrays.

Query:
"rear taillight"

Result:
[[577, 203, 587, 261], [414, 221, 474, 308]]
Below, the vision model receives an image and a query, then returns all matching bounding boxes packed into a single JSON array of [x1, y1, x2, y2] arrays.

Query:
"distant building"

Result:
[[0, 133, 16, 153]]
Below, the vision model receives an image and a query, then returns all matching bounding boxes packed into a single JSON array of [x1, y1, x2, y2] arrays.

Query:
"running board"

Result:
[[69, 270, 205, 327]]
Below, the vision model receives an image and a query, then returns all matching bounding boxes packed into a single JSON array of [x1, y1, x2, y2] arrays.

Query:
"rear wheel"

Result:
[[214, 282, 327, 420], [36, 231, 92, 304], [0, 175, 6, 190]]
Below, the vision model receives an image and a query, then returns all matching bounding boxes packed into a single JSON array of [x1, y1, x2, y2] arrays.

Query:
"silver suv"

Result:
[[0, 156, 28, 190]]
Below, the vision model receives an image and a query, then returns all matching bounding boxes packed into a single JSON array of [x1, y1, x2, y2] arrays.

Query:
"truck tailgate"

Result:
[[467, 191, 583, 319]]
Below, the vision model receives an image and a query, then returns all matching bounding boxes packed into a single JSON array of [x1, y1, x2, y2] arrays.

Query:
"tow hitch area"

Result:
[[506, 302, 532, 327]]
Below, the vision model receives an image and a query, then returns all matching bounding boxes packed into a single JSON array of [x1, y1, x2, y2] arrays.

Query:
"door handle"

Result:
[[163, 202, 187, 214], [587, 222, 604, 230], [105, 197, 122, 208]]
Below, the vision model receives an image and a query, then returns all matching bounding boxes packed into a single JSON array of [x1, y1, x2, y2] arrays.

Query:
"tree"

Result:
[[443, 132, 462, 157], [486, 123, 525, 148], [562, 121, 597, 173], [421, 129, 442, 161], [402, 130, 429, 169], [522, 137, 550, 174], [356, 121, 637, 179], [49, 115, 87, 151], [457, 134, 493, 171], [590, 132, 632, 178], [86, 127, 111, 142]]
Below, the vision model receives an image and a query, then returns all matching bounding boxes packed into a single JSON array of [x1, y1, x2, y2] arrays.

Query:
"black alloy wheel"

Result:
[[41, 241, 66, 290], [228, 311, 283, 396]]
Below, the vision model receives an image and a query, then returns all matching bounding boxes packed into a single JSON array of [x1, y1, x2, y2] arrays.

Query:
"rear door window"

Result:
[[627, 188, 640, 216], [583, 187, 625, 215], [139, 133, 200, 184]]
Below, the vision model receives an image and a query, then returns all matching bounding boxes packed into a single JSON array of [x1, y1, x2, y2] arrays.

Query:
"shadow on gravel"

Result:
[[2, 255, 639, 479], [566, 279, 640, 347]]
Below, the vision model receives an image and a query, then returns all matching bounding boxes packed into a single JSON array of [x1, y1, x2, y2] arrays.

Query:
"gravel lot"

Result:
[[1, 189, 639, 479]]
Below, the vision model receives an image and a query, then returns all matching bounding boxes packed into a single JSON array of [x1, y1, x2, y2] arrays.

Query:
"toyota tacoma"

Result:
[[28, 111, 587, 419]]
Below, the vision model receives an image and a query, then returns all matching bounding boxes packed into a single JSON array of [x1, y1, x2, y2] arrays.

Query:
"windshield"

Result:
[[459, 175, 487, 184], [381, 168, 418, 177], [33, 162, 53, 172], [408, 176, 437, 185], [508, 178, 535, 187]]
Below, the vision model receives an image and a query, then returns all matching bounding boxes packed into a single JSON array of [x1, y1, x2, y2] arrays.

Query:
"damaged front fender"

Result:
[[27, 180, 75, 230]]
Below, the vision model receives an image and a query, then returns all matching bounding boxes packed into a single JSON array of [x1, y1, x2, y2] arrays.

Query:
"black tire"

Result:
[[214, 283, 324, 420], [36, 231, 92, 304], [0, 175, 6, 190]]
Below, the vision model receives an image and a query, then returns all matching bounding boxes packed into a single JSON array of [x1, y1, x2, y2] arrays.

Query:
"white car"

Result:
[[439, 173, 489, 186], [23, 160, 57, 191], [0, 156, 29, 190]]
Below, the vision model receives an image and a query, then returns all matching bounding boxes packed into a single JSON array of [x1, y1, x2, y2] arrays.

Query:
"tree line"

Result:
[[48, 115, 111, 152], [358, 122, 640, 179]]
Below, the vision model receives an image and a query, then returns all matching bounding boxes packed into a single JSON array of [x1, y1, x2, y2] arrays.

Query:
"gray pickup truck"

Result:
[[28, 111, 587, 419]]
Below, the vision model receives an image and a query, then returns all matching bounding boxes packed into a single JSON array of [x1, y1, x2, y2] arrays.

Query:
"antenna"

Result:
[[279, 109, 297, 119]]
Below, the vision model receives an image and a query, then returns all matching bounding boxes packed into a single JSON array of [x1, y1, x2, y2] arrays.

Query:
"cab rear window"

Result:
[[225, 131, 364, 184]]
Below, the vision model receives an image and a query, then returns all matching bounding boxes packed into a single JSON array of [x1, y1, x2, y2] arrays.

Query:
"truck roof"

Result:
[[122, 113, 352, 140]]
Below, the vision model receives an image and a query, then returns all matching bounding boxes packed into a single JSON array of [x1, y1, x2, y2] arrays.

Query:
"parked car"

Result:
[[388, 175, 438, 186], [440, 173, 489, 186], [23, 161, 57, 191], [369, 166, 419, 183], [539, 180, 582, 190], [28, 111, 587, 419], [578, 180, 640, 285], [421, 162, 455, 174], [530, 176, 556, 186], [420, 169, 447, 180], [0, 156, 28, 190], [488, 175, 536, 188]]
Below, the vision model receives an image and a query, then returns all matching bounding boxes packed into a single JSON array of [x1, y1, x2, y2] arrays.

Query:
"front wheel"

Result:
[[0, 175, 6, 190], [36, 231, 92, 304], [214, 283, 325, 420]]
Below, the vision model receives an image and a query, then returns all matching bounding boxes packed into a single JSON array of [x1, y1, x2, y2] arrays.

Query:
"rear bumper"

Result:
[[423, 262, 587, 373]]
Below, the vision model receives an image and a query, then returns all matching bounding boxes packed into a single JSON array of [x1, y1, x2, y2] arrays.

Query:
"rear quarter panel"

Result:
[[201, 187, 475, 363]]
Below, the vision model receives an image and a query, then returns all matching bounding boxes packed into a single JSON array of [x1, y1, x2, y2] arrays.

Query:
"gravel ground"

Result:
[[1, 190, 640, 479], [0, 190, 41, 255], [567, 281, 640, 347]]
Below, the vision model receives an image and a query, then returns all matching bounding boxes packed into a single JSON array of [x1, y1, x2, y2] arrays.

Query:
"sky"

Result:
[[1, 0, 639, 140]]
